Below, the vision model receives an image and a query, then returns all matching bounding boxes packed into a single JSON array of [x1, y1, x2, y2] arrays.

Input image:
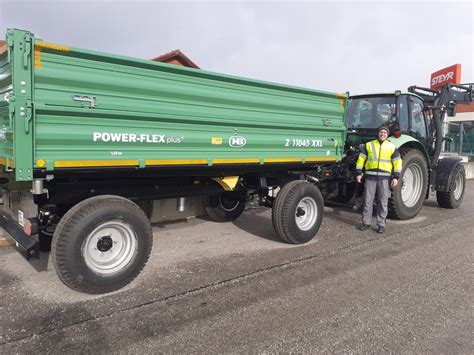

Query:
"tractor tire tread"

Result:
[[388, 148, 428, 220]]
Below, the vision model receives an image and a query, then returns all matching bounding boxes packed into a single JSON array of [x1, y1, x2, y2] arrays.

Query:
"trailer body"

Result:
[[1, 29, 346, 181]]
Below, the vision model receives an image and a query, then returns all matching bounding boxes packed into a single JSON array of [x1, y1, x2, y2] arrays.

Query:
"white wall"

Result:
[[462, 161, 474, 179], [148, 196, 205, 223]]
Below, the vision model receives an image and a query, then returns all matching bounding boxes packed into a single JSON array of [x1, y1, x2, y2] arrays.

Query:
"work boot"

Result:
[[377, 225, 385, 234], [359, 224, 371, 231]]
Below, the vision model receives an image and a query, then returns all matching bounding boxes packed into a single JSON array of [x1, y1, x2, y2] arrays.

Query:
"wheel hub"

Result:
[[296, 207, 306, 217], [295, 197, 318, 231], [219, 194, 240, 212], [453, 172, 464, 200], [97, 235, 113, 252], [400, 164, 423, 208], [82, 221, 137, 274]]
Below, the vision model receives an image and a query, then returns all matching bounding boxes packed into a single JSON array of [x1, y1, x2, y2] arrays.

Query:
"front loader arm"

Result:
[[408, 83, 473, 167]]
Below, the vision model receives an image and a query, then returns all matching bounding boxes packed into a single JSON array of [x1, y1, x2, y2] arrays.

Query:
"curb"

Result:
[[0, 237, 15, 247], [0, 228, 14, 247]]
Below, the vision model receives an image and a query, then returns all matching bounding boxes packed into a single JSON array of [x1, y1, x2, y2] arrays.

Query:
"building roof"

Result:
[[151, 49, 200, 69], [457, 101, 474, 113], [0, 40, 201, 70]]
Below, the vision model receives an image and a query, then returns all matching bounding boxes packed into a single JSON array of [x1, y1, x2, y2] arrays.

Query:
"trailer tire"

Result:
[[272, 181, 323, 244], [51, 195, 153, 294], [436, 164, 466, 209], [388, 149, 428, 220], [203, 192, 246, 222]]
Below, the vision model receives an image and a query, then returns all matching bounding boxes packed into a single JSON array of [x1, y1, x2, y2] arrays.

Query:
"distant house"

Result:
[[453, 101, 474, 121], [0, 40, 200, 70], [151, 49, 200, 69]]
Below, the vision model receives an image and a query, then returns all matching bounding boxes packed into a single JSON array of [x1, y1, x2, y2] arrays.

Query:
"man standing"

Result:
[[355, 126, 402, 233]]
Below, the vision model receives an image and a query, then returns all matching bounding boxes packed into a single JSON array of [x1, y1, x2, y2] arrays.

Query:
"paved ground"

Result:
[[0, 182, 473, 353]]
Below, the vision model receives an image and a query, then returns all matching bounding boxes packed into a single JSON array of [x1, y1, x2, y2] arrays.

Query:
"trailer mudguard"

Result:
[[434, 157, 462, 192]]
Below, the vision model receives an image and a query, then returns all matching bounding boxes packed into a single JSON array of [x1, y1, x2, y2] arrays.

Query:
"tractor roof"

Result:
[[349, 92, 424, 101]]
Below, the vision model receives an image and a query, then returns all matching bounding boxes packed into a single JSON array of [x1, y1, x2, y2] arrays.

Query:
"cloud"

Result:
[[0, 0, 472, 94]]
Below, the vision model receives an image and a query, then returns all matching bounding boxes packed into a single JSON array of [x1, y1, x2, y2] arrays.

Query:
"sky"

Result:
[[0, 0, 472, 95]]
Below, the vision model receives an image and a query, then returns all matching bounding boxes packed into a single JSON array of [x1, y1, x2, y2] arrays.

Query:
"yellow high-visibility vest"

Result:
[[356, 140, 402, 178]]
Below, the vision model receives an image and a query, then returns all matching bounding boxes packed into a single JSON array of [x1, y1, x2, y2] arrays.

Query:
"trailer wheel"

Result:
[[436, 164, 466, 209], [388, 149, 428, 220], [51, 195, 153, 294], [272, 181, 323, 244], [203, 192, 246, 222]]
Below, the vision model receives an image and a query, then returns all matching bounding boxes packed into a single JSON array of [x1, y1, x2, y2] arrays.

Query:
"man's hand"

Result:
[[356, 175, 363, 183], [391, 179, 399, 188]]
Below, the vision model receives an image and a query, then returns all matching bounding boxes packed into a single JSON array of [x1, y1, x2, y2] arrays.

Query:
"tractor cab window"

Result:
[[345, 97, 397, 129], [398, 96, 409, 132], [409, 97, 428, 141]]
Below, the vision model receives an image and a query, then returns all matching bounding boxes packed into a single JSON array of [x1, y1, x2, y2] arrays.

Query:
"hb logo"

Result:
[[229, 136, 247, 147]]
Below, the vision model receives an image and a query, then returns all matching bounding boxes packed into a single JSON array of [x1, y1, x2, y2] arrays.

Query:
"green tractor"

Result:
[[321, 83, 473, 219]]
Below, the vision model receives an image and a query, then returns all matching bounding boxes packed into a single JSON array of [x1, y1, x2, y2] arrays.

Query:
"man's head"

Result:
[[378, 126, 389, 141]]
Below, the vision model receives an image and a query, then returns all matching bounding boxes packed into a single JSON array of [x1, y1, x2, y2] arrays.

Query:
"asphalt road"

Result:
[[1, 182, 473, 353]]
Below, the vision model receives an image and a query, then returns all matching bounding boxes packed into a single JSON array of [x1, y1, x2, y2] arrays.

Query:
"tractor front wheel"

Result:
[[436, 164, 466, 209]]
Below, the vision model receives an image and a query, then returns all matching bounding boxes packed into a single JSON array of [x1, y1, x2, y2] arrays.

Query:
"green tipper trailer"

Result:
[[0, 29, 346, 293], [1, 28, 346, 177]]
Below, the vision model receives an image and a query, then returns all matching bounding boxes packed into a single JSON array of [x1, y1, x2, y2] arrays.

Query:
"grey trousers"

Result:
[[362, 178, 390, 227]]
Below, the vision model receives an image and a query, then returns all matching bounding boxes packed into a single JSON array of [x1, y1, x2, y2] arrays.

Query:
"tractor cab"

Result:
[[344, 93, 431, 151]]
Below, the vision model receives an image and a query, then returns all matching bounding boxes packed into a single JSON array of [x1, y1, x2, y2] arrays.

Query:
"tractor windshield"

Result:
[[345, 96, 397, 129]]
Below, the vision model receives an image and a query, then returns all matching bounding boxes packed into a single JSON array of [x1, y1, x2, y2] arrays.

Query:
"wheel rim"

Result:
[[401, 164, 423, 208], [453, 172, 464, 200], [219, 194, 240, 212], [82, 220, 137, 275], [295, 197, 318, 231]]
